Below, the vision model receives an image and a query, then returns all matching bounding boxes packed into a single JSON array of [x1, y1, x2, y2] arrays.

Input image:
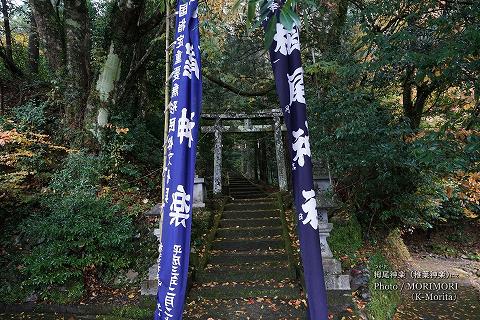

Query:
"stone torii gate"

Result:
[[201, 109, 288, 194], [200, 111, 350, 291]]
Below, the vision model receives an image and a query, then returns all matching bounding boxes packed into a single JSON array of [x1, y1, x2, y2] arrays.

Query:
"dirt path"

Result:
[[394, 253, 480, 319]]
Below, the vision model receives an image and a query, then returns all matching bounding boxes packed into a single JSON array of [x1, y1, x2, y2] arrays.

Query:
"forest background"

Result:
[[0, 0, 478, 313]]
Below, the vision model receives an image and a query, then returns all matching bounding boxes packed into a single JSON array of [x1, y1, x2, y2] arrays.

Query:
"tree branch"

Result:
[[116, 21, 166, 101], [204, 73, 276, 97], [0, 47, 23, 77], [137, 8, 167, 36]]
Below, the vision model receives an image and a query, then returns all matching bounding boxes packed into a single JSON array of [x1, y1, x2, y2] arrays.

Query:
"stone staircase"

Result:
[[184, 175, 306, 318]]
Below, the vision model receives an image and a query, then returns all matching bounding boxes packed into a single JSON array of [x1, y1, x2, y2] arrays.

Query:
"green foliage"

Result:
[[310, 88, 412, 226], [328, 213, 363, 261], [0, 116, 66, 208], [100, 305, 153, 320], [19, 152, 135, 302], [302, 0, 479, 231], [367, 251, 401, 320], [309, 67, 478, 229], [191, 209, 214, 249], [49, 152, 103, 193], [233, 0, 302, 46], [430, 243, 459, 257], [12, 101, 47, 132], [358, 0, 480, 87]]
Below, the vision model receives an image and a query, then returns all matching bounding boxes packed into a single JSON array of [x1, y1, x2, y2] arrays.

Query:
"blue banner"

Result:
[[155, 0, 202, 319], [265, 2, 329, 319]]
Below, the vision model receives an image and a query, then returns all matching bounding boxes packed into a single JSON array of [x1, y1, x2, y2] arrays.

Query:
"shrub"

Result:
[[328, 213, 363, 262], [20, 152, 135, 302], [309, 88, 478, 230], [13, 100, 47, 132]]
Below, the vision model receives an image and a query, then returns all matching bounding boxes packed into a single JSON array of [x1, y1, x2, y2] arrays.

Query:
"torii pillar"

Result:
[[274, 115, 288, 191], [213, 119, 222, 195]]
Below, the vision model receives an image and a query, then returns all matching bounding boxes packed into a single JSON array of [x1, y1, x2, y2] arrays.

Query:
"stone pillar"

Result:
[[193, 176, 206, 207], [243, 141, 255, 180], [274, 116, 288, 191], [318, 210, 334, 258], [213, 121, 222, 195], [314, 173, 336, 260]]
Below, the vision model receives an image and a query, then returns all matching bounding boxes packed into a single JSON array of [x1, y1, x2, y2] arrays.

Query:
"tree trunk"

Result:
[[0, 0, 23, 76], [64, 0, 91, 128], [29, 0, 65, 73], [84, 0, 156, 136], [254, 143, 259, 181], [402, 67, 434, 130], [326, 0, 349, 52], [1, 0, 13, 60], [402, 83, 434, 130], [259, 139, 267, 182], [0, 83, 4, 115], [28, 14, 39, 74]]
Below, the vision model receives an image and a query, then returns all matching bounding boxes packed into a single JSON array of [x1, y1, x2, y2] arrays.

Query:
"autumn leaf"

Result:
[[116, 127, 129, 134]]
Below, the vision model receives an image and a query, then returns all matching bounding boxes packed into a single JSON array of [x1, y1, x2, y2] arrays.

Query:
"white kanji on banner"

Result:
[[178, 3, 188, 17], [269, 2, 279, 12], [273, 23, 300, 56], [177, 108, 196, 148], [183, 43, 200, 79], [169, 185, 191, 228], [287, 67, 305, 106], [292, 123, 311, 167], [301, 189, 319, 230]]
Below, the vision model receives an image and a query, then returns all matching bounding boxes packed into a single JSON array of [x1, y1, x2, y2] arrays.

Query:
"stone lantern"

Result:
[[313, 160, 350, 290]]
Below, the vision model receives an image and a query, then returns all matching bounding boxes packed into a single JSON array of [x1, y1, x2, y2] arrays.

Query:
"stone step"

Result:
[[183, 297, 307, 319], [322, 258, 343, 275], [220, 217, 282, 228], [228, 188, 265, 194], [211, 239, 285, 251], [324, 274, 351, 290], [230, 194, 265, 200], [228, 181, 257, 185], [222, 209, 280, 219], [229, 189, 261, 193], [229, 191, 265, 195], [189, 281, 301, 299], [197, 265, 294, 282], [228, 186, 257, 190], [230, 197, 275, 203], [225, 202, 277, 211], [229, 191, 265, 196], [229, 181, 258, 185], [228, 186, 262, 191], [204, 259, 291, 269], [230, 194, 268, 199], [209, 251, 288, 265], [216, 226, 283, 238]]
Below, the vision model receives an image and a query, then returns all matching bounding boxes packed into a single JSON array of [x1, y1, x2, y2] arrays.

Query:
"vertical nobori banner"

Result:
[[155, 0, 202, 319], [265, 1, 328, 319]]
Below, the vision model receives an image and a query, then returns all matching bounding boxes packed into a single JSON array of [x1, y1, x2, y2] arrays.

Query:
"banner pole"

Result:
[[159, 0, 171, 241]]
